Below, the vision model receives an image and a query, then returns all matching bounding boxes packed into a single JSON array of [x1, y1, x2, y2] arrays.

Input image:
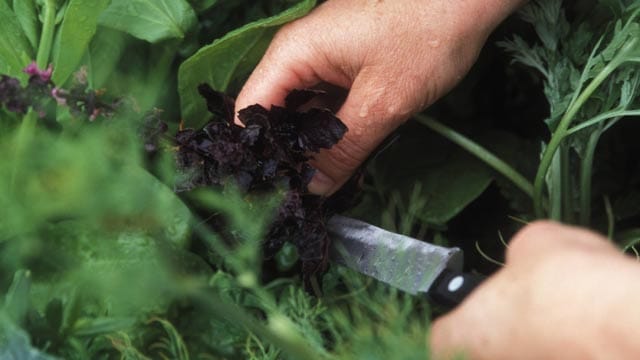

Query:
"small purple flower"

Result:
[[23, 62, 53, 82], [40, 65, 53, 82], [23, 61, 39, 76]]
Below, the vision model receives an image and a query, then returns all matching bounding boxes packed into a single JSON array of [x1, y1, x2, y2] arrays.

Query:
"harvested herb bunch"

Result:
[[176, 84, 348, 290]]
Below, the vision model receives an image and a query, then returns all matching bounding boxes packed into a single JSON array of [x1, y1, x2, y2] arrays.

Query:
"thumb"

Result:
[[428, 277, 508, 360], [234, 27, 351, 124], [308, 72, 410, 195]]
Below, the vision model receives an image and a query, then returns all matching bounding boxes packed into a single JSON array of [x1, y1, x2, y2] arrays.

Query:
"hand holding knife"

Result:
[[327, 215, 485, 308]]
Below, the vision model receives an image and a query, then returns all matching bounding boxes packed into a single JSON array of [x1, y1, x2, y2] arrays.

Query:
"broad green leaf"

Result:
[[178, 0, 316, 127], [98, 0, 197, 43], [86, 27, 128, 88], [52, 0, 111, 85], [0, 1, 33, 78], [361, 122, 494, 226], [413, 151, 493, 225], [13, 0, 39, 49]]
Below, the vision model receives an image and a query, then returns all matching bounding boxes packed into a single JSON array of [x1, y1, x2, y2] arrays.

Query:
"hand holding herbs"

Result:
[[175, 85, 347, 290], [430, 221, 640, 360], [235, 0, 526, 195]]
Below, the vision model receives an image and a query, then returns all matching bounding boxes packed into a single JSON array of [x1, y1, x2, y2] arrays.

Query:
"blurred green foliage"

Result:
[[0, 0, 435, 359]]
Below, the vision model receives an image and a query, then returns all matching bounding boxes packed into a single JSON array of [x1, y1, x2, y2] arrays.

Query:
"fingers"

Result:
[[429, 222, 622, 360], [505, 221, 617, 265], [234, 25, 352, 125], [429, 266, 520, 360], [308, 71, 411, 195], [234, 44, 320, 124], [235, 26, 408, 196]]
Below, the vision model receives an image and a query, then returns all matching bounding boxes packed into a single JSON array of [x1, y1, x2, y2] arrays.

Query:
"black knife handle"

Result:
[[429, 269, 485, 308]]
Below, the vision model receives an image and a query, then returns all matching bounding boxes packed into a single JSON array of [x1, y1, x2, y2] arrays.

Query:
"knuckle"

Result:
[[329, 136, 369, 171], [505, 221, 560, 263], [315, 135, 369, 178]]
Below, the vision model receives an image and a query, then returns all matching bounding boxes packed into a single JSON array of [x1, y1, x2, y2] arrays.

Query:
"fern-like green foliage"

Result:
[[498, 0, 640, 222]]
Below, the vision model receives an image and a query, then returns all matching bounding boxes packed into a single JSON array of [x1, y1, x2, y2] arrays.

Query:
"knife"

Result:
[[327, 215, 485, 308]]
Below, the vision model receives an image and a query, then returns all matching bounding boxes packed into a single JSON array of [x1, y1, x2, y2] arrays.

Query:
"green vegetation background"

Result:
[[1, 0, 639, 359]]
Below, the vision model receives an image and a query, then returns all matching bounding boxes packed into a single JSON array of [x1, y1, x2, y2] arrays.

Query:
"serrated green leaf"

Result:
[[51, 0, 111, 85], [178, 0, 316, 127], [98, 0, 197, 43], [0, 1, 33, 78], [519, 0, 568, 51]]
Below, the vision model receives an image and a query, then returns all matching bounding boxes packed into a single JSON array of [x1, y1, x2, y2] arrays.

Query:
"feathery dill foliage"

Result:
[[498, 0, 640, 223]]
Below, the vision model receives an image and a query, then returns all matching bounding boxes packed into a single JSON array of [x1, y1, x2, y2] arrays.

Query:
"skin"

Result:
[[236, 1, 640, 358], [430, 221, 640, 359], [235, 0, 524, 195]]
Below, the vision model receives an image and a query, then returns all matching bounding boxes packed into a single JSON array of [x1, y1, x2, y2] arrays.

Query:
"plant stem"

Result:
[[579, 128, 602, 226], [36, 0, 57, 69], [416, 115, 534, 199], [532, 38, 638, 217], [604, 195, 614, 239], [561, 146, 573, 223], [10, 111, 38, 190], [567, 109, 640, 135], [548, 150, 562, 221]]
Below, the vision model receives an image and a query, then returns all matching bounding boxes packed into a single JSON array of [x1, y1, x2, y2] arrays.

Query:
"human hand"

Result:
[[430, 221, 640, 359], [235, 0, 524, 195]]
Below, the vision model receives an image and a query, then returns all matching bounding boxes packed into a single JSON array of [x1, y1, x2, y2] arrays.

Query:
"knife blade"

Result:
[[327, 215, 484, 307]]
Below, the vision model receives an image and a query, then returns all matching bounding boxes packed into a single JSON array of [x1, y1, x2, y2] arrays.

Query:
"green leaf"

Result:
[[412, 151, 493, 225], [13, 0, 39, 50], [51, 0, 111, 85], [71, 317, 136, 337], [188, 0, 218, 13], [178, 0, 316, 127], [98, 0, 197, 43], [365, 123, 494, 226], [86, 26, 128, 89], [0, 1, 33, 78], [3, 270, 32, 325]]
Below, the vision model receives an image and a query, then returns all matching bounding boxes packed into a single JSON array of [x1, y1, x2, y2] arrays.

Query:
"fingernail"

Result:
[[308, 171, 335, 196]]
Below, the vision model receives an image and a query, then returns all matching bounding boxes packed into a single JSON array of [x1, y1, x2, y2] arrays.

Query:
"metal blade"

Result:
[[327, 215, 463, 295]]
